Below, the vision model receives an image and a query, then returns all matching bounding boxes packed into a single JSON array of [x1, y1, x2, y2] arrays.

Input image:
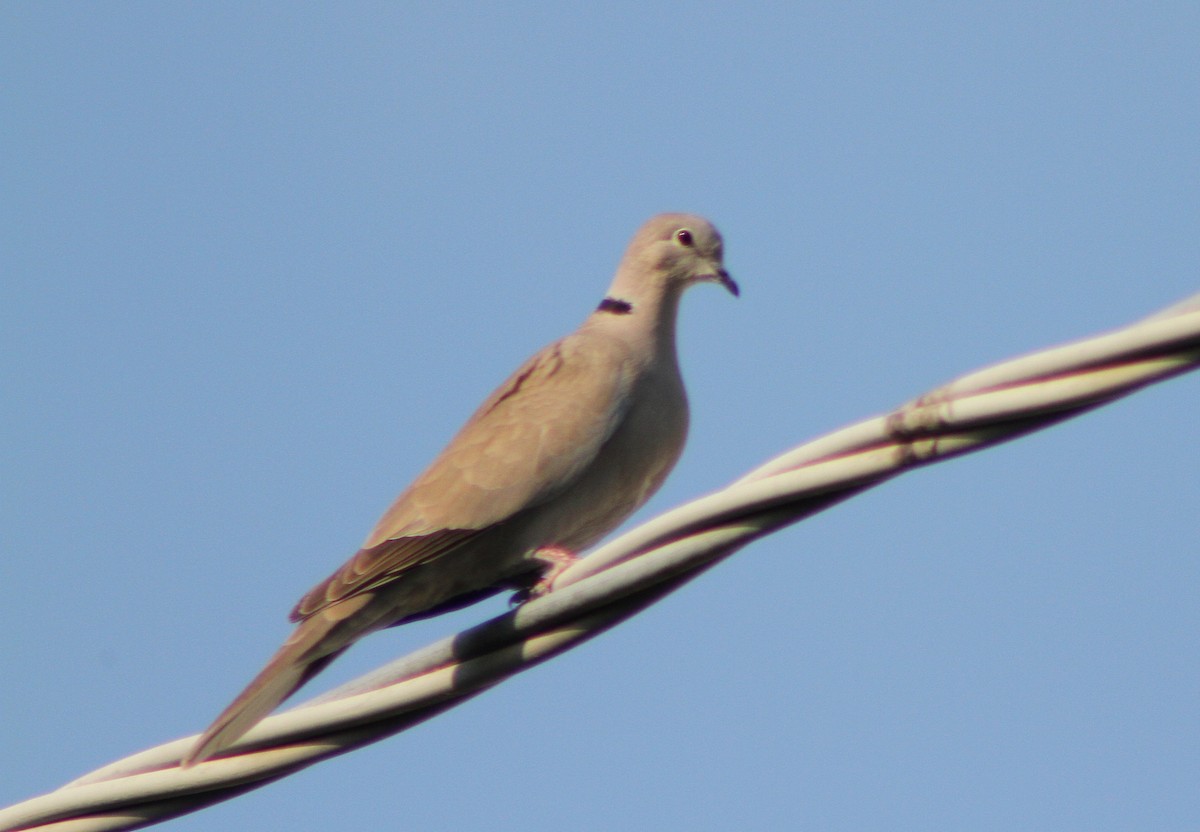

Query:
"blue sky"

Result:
[[3, 3, 1197, 830]]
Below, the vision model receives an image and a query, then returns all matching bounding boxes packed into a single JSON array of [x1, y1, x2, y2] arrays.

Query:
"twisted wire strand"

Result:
[[3, 292, 1197, 832]]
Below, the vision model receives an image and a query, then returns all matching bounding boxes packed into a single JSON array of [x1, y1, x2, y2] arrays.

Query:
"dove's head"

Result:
[[608, 214, 739, 306]]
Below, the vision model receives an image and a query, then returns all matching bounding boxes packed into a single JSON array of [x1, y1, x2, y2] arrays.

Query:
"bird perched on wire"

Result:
[[184, 213, 738, 766]]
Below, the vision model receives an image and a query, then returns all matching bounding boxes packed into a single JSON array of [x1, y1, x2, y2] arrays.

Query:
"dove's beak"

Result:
[[715, 267, 739, 297]]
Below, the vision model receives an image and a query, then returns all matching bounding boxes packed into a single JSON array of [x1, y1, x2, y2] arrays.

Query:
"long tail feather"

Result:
[[182, 615, 347, 767]]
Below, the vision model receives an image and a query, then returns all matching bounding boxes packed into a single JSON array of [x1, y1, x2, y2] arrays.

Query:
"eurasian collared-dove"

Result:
[[184, 213, 737, 766]]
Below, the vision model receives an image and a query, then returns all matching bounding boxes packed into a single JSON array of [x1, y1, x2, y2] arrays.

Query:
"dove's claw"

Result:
[[511, 546, 580, 604]]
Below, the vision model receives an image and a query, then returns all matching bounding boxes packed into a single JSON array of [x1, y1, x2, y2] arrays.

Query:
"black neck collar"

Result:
[[597, 296, 633, 315]]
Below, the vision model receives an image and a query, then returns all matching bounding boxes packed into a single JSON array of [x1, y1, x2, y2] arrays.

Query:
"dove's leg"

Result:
[[531, 545, 580, 591], [510, 545, 580, 602]]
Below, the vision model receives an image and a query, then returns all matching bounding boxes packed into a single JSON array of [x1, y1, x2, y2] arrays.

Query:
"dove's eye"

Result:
[[675, 229, 694, 247]]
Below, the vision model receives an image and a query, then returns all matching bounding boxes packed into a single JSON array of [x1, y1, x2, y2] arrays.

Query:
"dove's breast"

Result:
[[519, 354, 689, 554]]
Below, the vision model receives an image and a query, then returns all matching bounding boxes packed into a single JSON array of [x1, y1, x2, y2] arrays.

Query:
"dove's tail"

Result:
[[182, 609, 359, 767]]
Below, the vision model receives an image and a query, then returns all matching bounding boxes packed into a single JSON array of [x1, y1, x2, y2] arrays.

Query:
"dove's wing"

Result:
[[291, 329, 635, 620]]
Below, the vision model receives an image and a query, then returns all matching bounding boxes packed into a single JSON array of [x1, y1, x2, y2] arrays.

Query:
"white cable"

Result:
[[2, 292, 1197, 832]]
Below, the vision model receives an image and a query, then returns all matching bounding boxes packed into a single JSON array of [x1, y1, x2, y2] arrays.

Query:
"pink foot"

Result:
[[512, 546, 580, 603]]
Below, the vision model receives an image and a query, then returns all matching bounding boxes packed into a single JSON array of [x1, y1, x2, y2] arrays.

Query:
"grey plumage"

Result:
[[184, 213, 736, 766]]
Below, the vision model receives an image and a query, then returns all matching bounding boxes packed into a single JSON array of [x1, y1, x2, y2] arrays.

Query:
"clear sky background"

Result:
[[3, 4, 1198, 830]]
